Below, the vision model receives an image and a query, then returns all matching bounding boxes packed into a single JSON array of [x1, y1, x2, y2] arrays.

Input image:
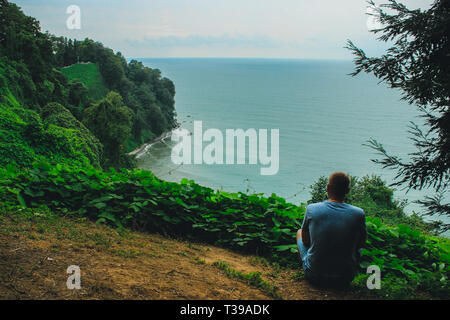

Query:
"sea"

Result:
[[135, 58, 448, 228]]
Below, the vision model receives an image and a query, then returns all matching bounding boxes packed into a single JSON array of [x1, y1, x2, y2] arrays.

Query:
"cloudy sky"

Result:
[[13, 0, 433, 59]]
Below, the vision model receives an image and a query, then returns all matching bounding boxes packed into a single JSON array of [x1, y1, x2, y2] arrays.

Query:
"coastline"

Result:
[[128, 129, 173, 159]]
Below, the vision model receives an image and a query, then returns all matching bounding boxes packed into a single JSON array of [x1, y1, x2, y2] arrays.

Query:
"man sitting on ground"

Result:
[[297, 172, 367, 288]]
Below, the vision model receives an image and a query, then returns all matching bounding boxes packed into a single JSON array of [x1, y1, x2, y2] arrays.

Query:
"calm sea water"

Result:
[[136, 58, 446, 225]]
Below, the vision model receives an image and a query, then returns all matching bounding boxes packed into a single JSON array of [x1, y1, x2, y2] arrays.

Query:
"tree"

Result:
[[83, 91, 132, 167], [48, 35, 177, 150], [146, 104, 168, 136], [41, 102, 103, 168], [346, 0, 450, 232], [67, 80, 89, 120], [98, 49, 124, 89]]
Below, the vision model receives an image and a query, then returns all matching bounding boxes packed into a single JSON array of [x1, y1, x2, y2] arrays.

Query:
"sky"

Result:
[[13, 0, 433, 59]]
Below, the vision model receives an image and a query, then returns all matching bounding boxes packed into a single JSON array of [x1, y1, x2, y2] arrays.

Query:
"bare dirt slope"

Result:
[[0, 212, 364, 300]]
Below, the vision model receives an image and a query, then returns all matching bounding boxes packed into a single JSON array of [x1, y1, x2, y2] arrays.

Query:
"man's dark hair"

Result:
[[328, 172, 351, 200]]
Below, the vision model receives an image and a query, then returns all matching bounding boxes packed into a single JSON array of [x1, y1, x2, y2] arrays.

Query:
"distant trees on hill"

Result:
[[0, 0, 177, 168], [51, 36, 177, 150]]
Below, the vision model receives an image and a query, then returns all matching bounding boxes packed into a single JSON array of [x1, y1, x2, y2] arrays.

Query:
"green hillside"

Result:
[[0, 81, 103, 169], [61, 63, 109, 101]]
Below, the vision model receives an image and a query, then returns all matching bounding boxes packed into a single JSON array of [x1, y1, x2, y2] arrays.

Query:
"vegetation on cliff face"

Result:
[[0, 0, 176, 168], [60, 62, 109, 102], [83, 92, 134, 168], [51, 36, 177, 152], [0, 82, 102, 168]]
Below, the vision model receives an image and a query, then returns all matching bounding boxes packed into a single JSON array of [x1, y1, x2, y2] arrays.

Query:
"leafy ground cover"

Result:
[[1, 162, 448, 299], [0, 88, 102, 169]]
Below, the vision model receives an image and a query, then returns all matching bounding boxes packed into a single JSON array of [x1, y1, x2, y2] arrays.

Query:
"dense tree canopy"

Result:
[[0, 1, 72, 110], [0, 0, 177, 168], [50, 36, 177, 150], [347, 0, 450, 231], [83, 92, 133, 168]]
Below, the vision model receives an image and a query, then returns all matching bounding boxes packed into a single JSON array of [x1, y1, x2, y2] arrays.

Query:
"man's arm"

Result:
[[302, 227, 311, 247], [300, 211, 311, 247]]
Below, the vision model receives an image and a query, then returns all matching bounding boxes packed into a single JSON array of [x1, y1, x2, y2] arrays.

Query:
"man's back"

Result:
[[302, 201, 366, 278]]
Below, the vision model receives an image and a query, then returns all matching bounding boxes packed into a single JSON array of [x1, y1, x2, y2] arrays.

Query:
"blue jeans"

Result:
[[297, 238, 309, 265], [297, 238, 354, 288]]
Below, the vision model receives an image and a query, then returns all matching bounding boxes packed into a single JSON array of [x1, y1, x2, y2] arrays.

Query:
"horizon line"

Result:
[[129, 57, 353, 61]]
